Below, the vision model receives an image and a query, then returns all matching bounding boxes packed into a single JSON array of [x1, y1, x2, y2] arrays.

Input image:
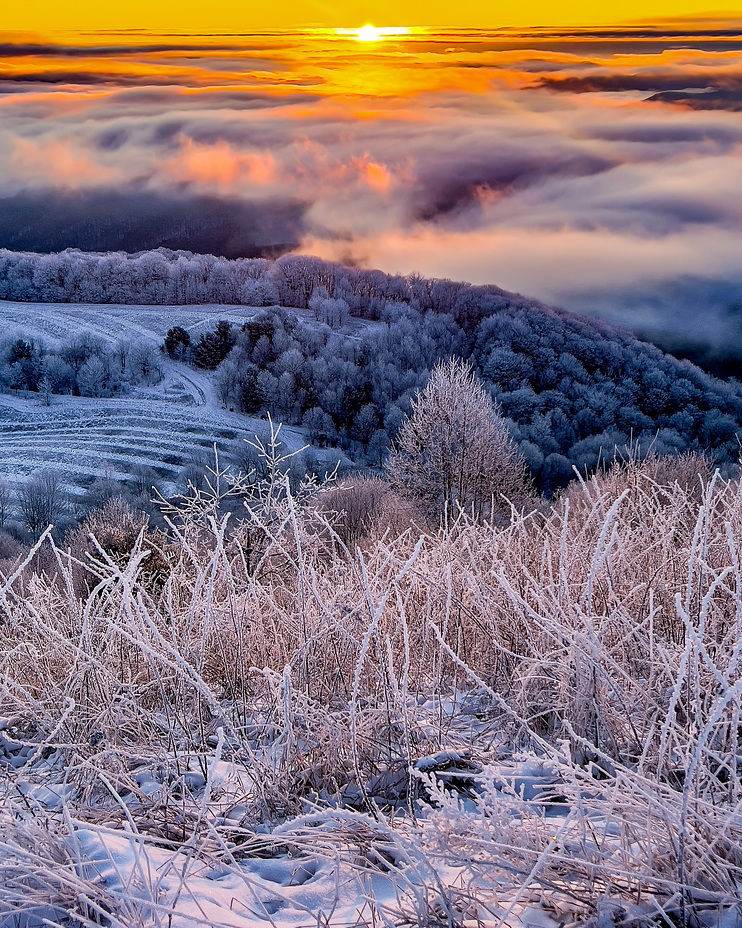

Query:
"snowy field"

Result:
[[0, 301, 316, 500], [0, 301, 269, 346], [0, 300, 376, 347], [0, 391, 256, 497]]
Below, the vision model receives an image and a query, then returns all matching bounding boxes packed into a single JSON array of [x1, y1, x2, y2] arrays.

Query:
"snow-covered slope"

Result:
[[0, 302, 316, 500]]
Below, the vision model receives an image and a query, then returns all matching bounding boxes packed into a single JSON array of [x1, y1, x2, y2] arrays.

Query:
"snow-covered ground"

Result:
[[0, 300, 377, 348], [0, 390, 247, 496], [0, 301, 265, 347], [0, 301, 328, 500]]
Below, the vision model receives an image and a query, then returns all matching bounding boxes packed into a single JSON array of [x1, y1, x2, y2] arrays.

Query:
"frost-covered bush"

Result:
[[0, 451, 741, 928], [313, 475, 422, 551], [64, 496, 168, 595]]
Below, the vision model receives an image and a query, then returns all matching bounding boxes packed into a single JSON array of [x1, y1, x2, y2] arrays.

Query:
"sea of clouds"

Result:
[[2, 24, 742, 360]]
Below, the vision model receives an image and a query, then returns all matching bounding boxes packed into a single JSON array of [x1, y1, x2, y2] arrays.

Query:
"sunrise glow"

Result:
[[333, 25, 413, 40], [1, 21, 742, 323], [357, 24, 383, 40]]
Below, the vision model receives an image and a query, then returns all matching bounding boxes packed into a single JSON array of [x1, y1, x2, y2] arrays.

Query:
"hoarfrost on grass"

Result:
[[0, 443, 742, 925]]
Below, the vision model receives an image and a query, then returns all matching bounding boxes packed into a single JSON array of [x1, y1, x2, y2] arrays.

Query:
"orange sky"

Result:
[[2, 15, 742, 320], [5, 0, 742, 32]]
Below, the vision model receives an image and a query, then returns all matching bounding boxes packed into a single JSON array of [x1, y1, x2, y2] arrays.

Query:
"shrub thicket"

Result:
[[0, 450, 740, 925]]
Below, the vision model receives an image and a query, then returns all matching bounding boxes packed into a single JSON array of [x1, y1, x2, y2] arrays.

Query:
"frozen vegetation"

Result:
[[1, 256, 742, 925], [0, 430, 741, 927], [2, 249, 742, 505]]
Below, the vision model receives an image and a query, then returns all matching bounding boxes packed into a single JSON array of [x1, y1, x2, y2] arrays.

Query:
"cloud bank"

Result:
[[1, 23, 742, 352]]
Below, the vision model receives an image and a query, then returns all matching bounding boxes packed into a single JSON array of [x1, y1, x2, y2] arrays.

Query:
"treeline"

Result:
[[0, 333, 162, 397], [0, 248, 537, 328], [172, 304, 742, 493]]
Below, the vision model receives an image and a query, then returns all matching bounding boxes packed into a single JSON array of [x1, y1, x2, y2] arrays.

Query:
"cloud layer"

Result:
[[2, 23, 742, 345]]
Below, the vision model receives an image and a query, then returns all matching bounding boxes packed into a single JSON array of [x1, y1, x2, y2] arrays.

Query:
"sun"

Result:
[[333, 25, 413, 42], [356, 24, 383, 41]]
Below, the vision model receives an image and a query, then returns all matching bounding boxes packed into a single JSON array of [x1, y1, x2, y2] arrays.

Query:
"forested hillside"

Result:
[[2, 248, 740, 493]]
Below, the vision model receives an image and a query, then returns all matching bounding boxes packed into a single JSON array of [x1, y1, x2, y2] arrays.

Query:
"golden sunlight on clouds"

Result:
[[164, 139, 278, 190], [356, 25, 385, 40], [8, 138, 117, 186], [353, 155, 396, 191]]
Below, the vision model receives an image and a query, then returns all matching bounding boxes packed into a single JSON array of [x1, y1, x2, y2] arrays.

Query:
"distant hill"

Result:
[[1, 247, 741, 493]]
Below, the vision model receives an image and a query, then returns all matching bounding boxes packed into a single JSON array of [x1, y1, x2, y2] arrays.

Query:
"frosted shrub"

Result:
[[313, 476, 424, 552], [0, 451, 741, 925], [64, 496, 168, 595]]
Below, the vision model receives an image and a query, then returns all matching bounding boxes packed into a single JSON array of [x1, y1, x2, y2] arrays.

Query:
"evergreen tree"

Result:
[[238, 365, 265, 414], [163, 326, 191, 359]]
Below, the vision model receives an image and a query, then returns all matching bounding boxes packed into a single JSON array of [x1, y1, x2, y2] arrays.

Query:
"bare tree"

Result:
[[129, 342, 162, 384], [386, 358, 528, 522], [17, 470, 64, 539], [130, 463, 159, 499], [115, 339, 128, 373]]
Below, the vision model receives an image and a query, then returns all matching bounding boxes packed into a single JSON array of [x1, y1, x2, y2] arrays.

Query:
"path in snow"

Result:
[[0, 301, 329, 502]]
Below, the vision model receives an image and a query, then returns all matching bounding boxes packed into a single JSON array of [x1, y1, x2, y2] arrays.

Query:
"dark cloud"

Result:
[[402, 31, 742, 55], [104, 88, 321, 110], [95, 128, 132, 151], [147, 120, 189, 147], [517, 60, 595, 72], [0, 42, 261, 58], [585, 122, 742, 143], [472, 39, 742, 54], [604, 196, 730, 227], [647, 89, 742, 111], [411, 148, 617, 223], [524, 26, 742, 38], [0, 71, 191, 86], [0, 189, 305, 257], [538, 73, 742, 93]]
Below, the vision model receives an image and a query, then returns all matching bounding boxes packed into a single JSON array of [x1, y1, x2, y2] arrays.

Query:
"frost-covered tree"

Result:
[[59, 336, 102, 374], [44, 356, 75, 394], [215, 359, 241, 408], [38, 373, 52, 406], [77, 356, 108, 397], [17, 470, 64, 539], [386, 358, 528, 521], [129, 342, 162, 384], [309, 288, 349, 329], [302, 406, 335, 446], [241, 278, 278, 307]]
